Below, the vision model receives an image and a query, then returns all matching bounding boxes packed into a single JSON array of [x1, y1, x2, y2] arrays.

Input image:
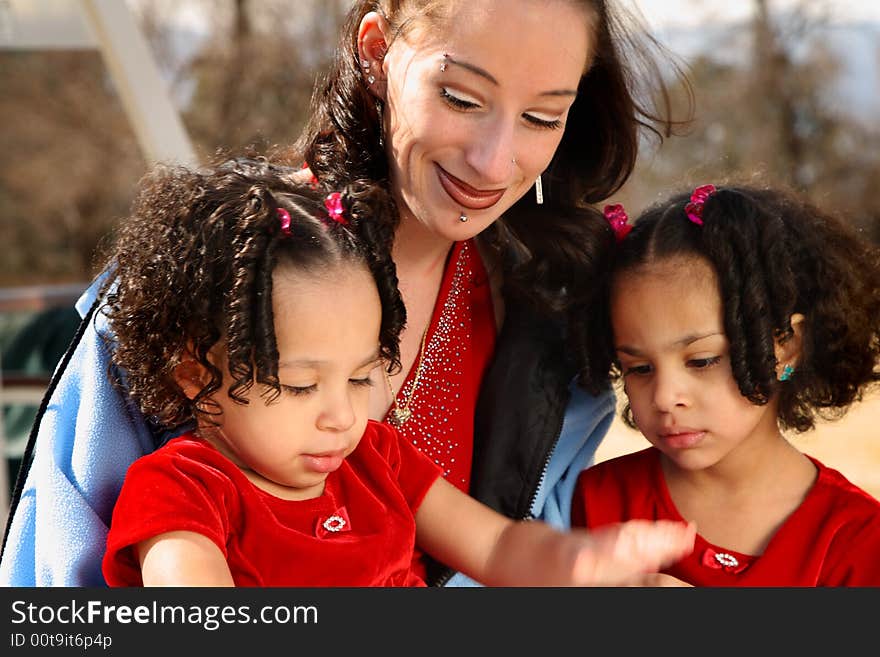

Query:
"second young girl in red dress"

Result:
[[572, 184, 880, 586]]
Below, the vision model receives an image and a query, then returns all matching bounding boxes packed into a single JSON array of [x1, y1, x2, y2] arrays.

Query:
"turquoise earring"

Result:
[[779, 365, 794, 382]]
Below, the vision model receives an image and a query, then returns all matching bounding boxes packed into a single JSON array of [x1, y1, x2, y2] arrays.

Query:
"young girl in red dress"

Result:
[[99, 157, 694, 587], [572, 184, 880, 586]]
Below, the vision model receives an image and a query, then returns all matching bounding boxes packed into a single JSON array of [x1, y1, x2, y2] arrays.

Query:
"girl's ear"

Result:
[[357, 11, 390, 101], [774, 313, 805, 379], [173, 357, 210, 401]]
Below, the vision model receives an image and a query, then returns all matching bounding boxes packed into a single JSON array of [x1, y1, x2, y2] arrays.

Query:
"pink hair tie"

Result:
[[276, 208, 292, 236], [324, 192, 349, 225], [603, 203, 631, 242], [685, 184, 716, 225]]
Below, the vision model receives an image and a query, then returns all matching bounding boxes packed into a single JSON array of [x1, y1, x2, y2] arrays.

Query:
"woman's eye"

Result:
[[622, 364, 652, 376], [523, 112, 563, 130], [281, 384, 316, 396], [688, 356, 722, 370], [440, 87, 480, 110]]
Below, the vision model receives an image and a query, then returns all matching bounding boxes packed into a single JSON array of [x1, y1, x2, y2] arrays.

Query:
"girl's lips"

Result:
[[659, 431, 706, 450], [436, 165, 506, 211], [302, 451, 346, 474]]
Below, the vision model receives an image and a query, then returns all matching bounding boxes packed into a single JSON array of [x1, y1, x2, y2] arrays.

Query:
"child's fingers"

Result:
[[572, 520, 696, 585]]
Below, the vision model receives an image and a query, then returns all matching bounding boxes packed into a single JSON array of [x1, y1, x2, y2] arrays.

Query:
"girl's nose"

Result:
[[652, 370, 689, 413], [316, 390, 356, 433]]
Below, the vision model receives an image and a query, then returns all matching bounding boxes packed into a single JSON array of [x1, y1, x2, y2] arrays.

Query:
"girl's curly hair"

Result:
[[587, 184, 880, 432], [100, 156, 406, 429]]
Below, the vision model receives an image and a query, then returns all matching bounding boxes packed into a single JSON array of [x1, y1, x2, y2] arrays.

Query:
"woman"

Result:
[[0, 0, 690, 586]]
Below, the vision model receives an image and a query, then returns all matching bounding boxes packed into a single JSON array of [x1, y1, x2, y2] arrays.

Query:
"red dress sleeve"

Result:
[[370, 421, 443, 515], [102, 439, 240, 586]]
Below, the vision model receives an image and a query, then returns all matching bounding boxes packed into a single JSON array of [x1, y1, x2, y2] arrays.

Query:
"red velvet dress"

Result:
[[572, 447, 880, 586], [383, 239, 496, 493], [103, 421, 442, 587]]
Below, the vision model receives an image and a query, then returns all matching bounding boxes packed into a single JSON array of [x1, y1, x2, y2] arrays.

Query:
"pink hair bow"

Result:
[[603, 203, 632, 242], [324, 192, 349, 226], [685, 184, 716, 226], [276, 208, 292, 236]]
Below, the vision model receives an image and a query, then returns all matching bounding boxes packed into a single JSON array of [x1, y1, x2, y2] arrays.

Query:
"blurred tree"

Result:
[[0, 0, 350, 286], [621, 0, 880, 242], [179, 0, 349, 156], [0, 51, 145, 284]]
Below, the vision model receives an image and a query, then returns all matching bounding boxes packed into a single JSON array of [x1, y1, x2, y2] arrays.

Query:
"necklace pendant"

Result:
[[393, 407, 412, 424]]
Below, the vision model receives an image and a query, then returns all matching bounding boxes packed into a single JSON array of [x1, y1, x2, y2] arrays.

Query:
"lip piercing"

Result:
[[459, 212, 468, 223]]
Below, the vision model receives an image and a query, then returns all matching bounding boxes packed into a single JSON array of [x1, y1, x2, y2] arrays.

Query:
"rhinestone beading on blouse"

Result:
[[387, 241, 487, 490]]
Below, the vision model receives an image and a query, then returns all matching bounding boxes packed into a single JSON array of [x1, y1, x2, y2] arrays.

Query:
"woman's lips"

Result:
[[436, 165, 506, 211]]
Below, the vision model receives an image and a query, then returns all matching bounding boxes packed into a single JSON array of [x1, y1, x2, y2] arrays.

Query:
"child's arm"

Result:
[[137, 531, 235, 586], [415, 477, 695, 586]]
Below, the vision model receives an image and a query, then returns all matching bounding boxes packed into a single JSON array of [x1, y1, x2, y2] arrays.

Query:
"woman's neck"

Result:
[[392, 212, 456, 301]]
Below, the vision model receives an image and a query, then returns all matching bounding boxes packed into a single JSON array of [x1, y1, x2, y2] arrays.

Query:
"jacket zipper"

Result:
[[432, 385, 570, 587]]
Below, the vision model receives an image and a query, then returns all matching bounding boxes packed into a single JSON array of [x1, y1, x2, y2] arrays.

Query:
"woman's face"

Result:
[[377, 0, 593, 240]]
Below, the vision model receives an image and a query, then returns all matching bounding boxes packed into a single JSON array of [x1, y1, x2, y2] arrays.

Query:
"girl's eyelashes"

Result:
[[280, 377, 375, 395], [622, 363, 651, 376], [619, 356, 722, 376], [440, 87, 565, 130], [281, 384, 316, 396], [688, 356, 722, 369]]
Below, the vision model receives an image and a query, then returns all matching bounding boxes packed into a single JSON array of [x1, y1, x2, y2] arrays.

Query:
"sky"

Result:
[[633, 0, 880, 29]]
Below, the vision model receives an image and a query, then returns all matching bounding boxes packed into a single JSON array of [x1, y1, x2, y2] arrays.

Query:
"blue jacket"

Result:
[[0, 278, 614, 586]]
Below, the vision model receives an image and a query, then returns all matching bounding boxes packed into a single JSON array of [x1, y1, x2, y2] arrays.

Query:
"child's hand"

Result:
[[570, 520, 696, 586]]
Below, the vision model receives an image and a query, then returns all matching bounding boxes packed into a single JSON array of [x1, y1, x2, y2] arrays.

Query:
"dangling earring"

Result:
[[779, 365, 795, 382], [535, 175, 544, 205]]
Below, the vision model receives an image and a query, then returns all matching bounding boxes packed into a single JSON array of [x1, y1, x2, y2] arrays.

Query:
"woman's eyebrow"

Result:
[[446, 56, 577, 97]]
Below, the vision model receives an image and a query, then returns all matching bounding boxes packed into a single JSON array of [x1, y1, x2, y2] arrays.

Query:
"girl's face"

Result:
[[204, 261, 383, 500], [610, 256, 781, 473], [377, 0, 593, 240]]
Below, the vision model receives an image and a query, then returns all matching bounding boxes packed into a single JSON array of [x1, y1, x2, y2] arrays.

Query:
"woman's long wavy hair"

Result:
[[100, 156, 406, 429], [281, 1, 693, 392], [589, 184, 880, 432]]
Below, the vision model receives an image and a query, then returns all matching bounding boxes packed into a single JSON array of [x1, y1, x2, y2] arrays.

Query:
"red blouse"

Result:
[[572, 447, 880, 586], [383, 239, 496, 493], [103, 421, 442, 587]]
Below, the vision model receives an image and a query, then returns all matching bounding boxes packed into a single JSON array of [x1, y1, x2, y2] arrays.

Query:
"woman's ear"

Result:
[[357, 11, 390, 100], [173, 357, 210, 401], [774, 313, 805, 380]]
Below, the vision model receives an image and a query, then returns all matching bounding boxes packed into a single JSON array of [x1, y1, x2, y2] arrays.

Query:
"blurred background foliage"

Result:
[[0, 0, 878, 287]]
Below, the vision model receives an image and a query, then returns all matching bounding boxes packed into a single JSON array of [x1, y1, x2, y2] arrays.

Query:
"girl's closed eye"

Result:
[[687, 356, 722, 370], [349, 376, 374, 388], [281, 383, 317, 396]]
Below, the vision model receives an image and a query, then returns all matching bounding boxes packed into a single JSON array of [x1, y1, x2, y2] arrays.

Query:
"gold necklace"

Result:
[[383, 326, 429, 425]]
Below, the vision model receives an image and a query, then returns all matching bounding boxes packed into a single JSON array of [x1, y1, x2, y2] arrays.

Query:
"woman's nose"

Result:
[[463, 118, 517, 186]]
